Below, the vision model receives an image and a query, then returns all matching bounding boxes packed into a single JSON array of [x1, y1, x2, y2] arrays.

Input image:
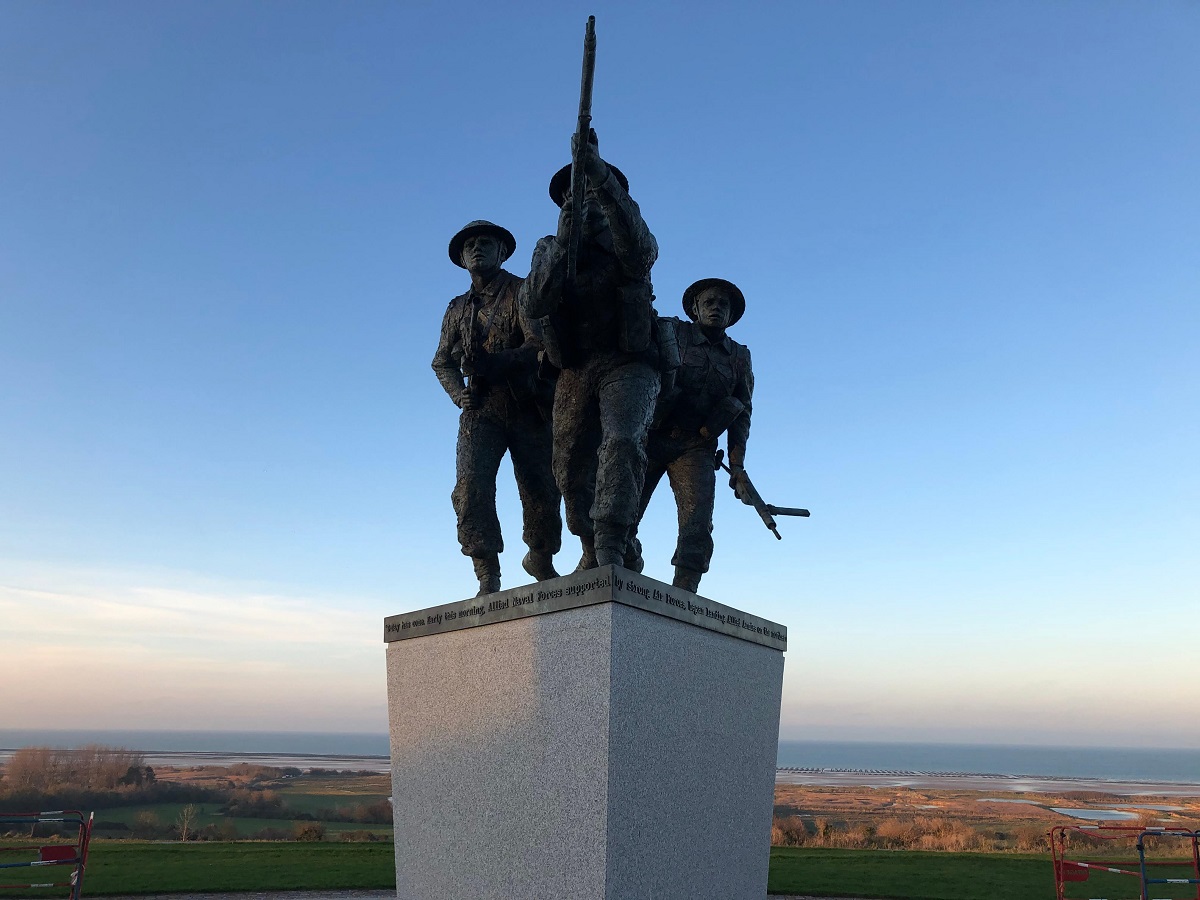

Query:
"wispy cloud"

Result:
[[0, 566, 389, 731]]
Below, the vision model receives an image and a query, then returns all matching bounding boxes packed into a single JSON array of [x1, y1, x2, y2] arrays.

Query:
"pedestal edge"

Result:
[[383, 565, 786, 651]]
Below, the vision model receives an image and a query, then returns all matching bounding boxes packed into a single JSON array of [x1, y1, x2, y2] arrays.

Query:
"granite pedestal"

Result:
[[384, 565, 785, 900]]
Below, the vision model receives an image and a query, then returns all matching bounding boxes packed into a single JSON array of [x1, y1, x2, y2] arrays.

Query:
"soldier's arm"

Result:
[[727, 346, 754, 469], [518, 236, 567, 319], [431, 301, 467, 406], [488, 276, 542, 377], [514, 281, 547, 358], [591, 168, 658, 278]]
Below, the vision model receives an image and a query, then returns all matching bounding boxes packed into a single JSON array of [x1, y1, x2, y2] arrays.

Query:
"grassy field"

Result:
[[6, 842, 1064, 899], [8, 760, 1197, 899], [17, 842, 398, 896], [768, 847, 1200, 900], [80, 772, 394, 841], [9, 842, 1197, 899], [769, 848, 1054, 899], [91, 803, 392, 839]]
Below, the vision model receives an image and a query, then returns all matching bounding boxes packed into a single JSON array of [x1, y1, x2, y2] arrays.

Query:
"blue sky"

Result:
[[1, 1, 1197, 747]]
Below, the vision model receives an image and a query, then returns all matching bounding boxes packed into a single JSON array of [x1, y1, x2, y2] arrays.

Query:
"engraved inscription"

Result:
[[384, 567, 784, 650]]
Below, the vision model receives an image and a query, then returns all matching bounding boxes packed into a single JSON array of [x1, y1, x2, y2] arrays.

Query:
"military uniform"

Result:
[[520, 164, 662, 565], [433, 235, 561, 588], [630, 279, 753, 589]]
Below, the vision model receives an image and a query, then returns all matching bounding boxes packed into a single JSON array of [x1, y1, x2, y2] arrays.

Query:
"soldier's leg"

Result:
[[552, 366, 601, 567], [591, 360, 659, 565], [667, 444, 717, 591], [624, 443, 668, 572], [508, 411, 563, 581], [451, 410, 508, 592]]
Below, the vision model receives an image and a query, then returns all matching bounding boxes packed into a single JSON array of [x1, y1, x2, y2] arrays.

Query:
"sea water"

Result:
[[776, 740, 1200, 783], [1, 730, 1196, 783]]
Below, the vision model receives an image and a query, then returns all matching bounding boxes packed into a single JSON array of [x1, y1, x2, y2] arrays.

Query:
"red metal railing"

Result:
[[0, 811, 93, 900], [1050, 823, 1200, 900]]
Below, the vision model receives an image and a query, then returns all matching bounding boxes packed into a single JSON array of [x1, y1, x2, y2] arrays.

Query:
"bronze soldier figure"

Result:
[[432, 220, 562, 595], [519, 135, 662, 570], [628, 278, 754, 592]]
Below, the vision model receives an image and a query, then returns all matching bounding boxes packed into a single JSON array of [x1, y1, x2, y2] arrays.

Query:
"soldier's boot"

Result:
[[472, 555, 501, 597], [623, 536, 644, 573], [574, 536, 597, 572], [522, 550, 559, 582], [672, 566, 702, 593], [593, 524, 626, 568]]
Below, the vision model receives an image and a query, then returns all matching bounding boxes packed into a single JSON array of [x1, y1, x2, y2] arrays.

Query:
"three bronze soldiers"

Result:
[[433, 140, 755, 597]]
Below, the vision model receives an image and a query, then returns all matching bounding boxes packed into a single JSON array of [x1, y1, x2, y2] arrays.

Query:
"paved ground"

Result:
[[102, 893, 873, 900], [102, 893, 395, 900]]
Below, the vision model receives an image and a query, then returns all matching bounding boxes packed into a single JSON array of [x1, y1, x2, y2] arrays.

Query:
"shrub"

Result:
[[222, 788, 284, 817], [250, 827, 290, 840], [340, 830, 381, 842], [132, 811, 163, 839], [293, 821, 327, 842], [4, 746, 147, 792]]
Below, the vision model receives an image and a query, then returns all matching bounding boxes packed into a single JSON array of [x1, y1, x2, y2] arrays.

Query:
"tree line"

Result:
[[0, 745, 213, 811], [0, 745, 391, 827]]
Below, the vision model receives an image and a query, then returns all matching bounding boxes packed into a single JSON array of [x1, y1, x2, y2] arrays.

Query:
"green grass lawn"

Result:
[[80, 842, 396, 895], [270, 791, 389, 815], [91, 803, 220, 828], [10, 842, 1189, 899], [90, 804, 392, 839], [767, 848, 1053, 899], [766, 847, 1200, 900]]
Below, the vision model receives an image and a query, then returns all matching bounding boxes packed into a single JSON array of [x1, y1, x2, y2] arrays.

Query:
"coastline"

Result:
[[4, 744, 1195, 795], [776, 767, 1200, 796]]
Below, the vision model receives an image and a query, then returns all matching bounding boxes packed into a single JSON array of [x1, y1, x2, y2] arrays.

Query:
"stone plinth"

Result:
[[384, 565, 785, 900]]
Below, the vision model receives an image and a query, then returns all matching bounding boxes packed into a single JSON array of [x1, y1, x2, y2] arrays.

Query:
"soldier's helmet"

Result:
[[682, 278, 746, 327], [548, 164, 629, 207], [448, 220, 516, 268]]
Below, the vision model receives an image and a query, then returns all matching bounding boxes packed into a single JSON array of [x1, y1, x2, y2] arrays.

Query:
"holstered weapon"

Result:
[[714, 448, 810, 540], [566, 16, 597, 289]]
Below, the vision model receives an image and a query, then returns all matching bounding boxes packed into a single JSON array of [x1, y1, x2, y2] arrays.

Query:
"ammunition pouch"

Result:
[[649, 313, 682, 428], [618, 279, 654, 353], [702, 396, 746, 441]]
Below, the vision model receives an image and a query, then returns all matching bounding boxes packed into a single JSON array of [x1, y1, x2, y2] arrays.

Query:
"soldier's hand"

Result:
[[458, 387, 479, 411], [570, 128, 609, 185], [555, 195, 574, 244], [730, 467, 753, 505]]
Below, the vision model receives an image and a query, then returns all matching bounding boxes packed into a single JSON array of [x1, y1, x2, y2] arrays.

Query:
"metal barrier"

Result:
[[1050, 823, 1200, 900], [0, 811, 93, 900]]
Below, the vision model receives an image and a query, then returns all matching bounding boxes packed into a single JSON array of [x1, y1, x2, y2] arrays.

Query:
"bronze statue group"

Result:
[[433, 132, 758, 599]]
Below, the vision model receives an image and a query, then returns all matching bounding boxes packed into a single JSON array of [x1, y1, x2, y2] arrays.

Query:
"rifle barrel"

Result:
[[579, 17, 596, 117], [567, 16, 597, 284], [767, 505, 810, 518]]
